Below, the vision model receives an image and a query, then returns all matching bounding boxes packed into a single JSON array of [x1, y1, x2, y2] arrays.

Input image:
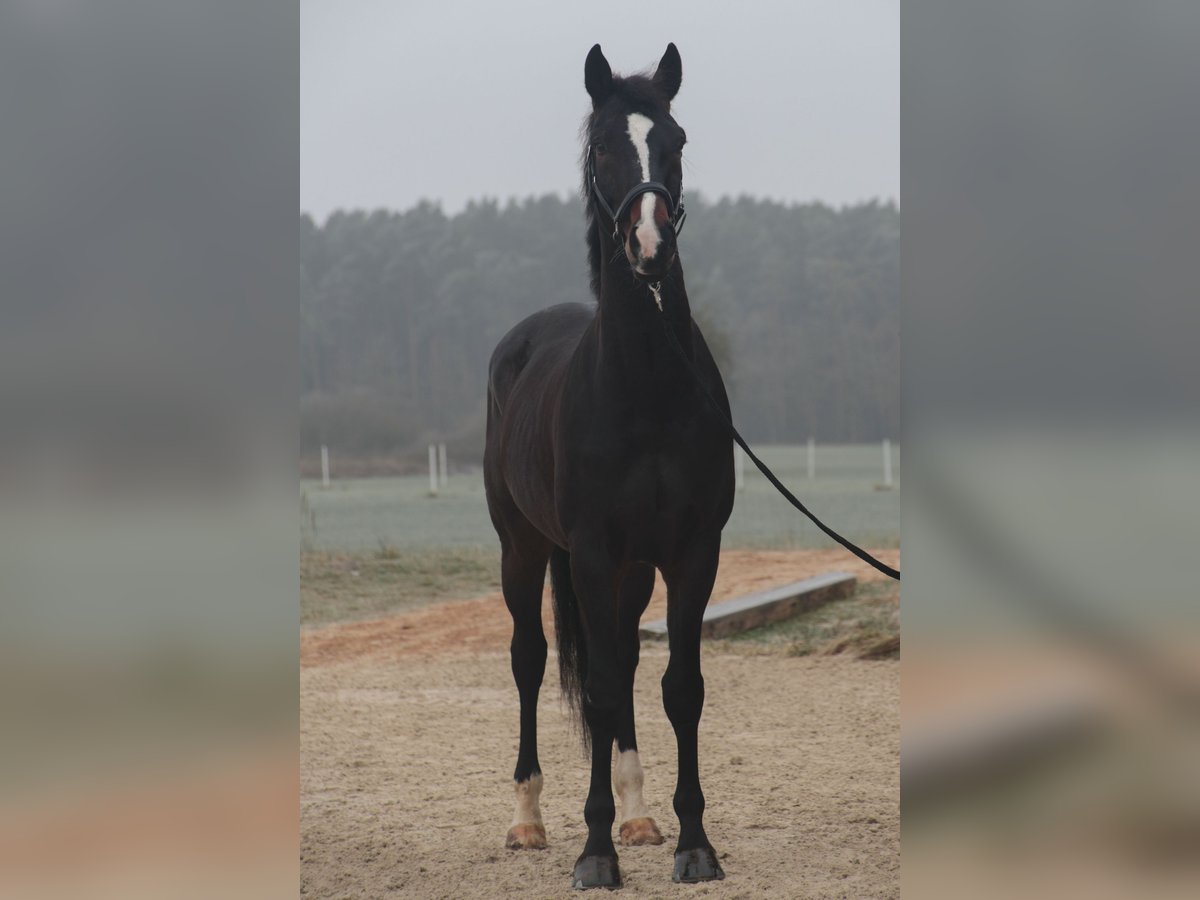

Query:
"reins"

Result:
[[588, 175, 898, 582], [646, 279, 901, 582]]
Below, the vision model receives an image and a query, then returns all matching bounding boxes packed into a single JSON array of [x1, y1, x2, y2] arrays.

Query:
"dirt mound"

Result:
[[301, 548, 900, 667]]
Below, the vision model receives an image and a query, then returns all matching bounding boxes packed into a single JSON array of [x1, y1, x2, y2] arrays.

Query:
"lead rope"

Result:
[[649, 280, 900, 582]]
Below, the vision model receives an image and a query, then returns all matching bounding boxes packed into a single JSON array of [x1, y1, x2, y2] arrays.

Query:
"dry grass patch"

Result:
[[718, 580, 899, 659], [301, 546, 501, 626]]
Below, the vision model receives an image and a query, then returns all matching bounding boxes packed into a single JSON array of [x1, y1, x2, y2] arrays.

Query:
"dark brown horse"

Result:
[[484, 43, 733, 890]]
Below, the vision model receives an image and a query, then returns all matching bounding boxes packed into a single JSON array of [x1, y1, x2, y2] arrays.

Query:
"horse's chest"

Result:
[[616, 446, 695, 509], [583, 428, 727, 532], [556, 384, 733, 550]]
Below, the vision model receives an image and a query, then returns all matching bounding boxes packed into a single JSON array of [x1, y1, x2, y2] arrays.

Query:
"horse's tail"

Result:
[[549, 547, 590, 750]]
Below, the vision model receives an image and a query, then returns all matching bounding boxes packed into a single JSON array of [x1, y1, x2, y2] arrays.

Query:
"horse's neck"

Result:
[[594, 239, 694, 374]]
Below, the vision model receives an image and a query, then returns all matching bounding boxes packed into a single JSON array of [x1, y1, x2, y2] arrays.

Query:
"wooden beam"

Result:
[[639, 572, 858, 640]]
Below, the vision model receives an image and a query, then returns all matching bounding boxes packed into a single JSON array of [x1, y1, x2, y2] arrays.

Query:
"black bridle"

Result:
[[588, 147, 687, 241]]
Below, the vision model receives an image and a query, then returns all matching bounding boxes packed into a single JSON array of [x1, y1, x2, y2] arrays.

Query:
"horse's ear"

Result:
[[585, 44, 613, 106], [653, 43, 682, 103]]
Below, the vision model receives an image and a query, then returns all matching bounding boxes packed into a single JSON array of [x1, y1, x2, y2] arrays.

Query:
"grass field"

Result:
[[301, 443, 899, 554], [300, 547, 501, 626], [300, 444, 899, 629]]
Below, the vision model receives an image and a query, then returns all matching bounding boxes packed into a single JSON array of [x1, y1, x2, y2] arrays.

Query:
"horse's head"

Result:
[[584, 43, 687, 281]]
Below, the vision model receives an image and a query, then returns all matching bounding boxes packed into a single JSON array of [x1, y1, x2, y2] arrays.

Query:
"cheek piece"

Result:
[[588, 147, 687, 243]]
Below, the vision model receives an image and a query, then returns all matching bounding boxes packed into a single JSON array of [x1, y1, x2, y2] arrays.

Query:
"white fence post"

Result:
[[428, 444, 439, 496], [807, 437, 816, 480], [438, 443, 448, 488], [320, 444, 330, 488], [883, 438, 894, 487], [734, 443, 745, 491]]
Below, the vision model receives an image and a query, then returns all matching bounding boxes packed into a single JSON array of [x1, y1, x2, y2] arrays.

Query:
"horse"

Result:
[[483, 43, 734, 890]]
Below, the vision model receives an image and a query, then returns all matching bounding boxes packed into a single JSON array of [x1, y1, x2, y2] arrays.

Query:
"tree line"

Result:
[[301, 194, 898, 466]]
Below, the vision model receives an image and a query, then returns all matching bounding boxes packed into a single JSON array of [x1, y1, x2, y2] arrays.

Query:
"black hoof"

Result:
[[572, 853, 622, 890], [672, 846, 725, 883]]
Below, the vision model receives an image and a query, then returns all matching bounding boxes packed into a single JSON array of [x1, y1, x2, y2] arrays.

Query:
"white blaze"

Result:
[[626, 113, 661, 262], [613, 748, 651, 824], [627, 112, 653, 182]]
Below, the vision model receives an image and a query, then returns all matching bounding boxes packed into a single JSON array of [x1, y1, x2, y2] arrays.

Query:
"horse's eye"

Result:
[[593, 142, 607, 156]]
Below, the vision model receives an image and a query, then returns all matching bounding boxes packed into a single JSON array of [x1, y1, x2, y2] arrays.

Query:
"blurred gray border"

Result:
[[1, 2, 299, 894], [904, 2, 1200, 895]]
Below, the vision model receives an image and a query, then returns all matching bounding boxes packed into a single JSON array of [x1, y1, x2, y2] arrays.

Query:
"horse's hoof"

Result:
[[672, 846, 725, 883], [619, 816, 664, 846], [572, 853, 622, 890], [505, 823, 547, 850]]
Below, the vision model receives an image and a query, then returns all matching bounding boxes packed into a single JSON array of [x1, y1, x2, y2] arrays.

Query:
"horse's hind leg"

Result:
[[614, 563, 664, 847], [501, 539, 551, 850], [567, 539, 625, 889]]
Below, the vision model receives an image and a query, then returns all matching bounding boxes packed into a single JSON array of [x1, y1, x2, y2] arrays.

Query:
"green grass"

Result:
[[717, 580, 900, 659], [300, 444, 899, 633], [300, 444, 899, 553], [300, 546, 501, 626]]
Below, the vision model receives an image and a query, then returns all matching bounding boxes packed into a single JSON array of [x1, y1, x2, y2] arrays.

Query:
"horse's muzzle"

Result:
[[632, 249, 675, 279], [626, 196, 676, 277]]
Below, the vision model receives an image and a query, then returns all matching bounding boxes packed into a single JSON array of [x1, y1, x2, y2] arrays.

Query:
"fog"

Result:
[[301, 0, 899, 216]]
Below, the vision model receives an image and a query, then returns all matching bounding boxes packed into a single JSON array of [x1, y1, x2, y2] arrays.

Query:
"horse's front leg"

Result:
[[661, 535, 725, 883], [569, 538, 624, 890], [614, 562, 664, 847]]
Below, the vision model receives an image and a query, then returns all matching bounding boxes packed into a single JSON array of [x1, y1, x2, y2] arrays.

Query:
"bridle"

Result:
[[588, 146, 687, 242]]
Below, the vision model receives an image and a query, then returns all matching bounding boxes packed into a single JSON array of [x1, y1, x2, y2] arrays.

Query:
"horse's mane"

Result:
[[580, 75, 671, 299]]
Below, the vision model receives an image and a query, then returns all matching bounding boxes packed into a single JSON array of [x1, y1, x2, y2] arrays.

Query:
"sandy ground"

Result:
[[301, 550, 899, 899]]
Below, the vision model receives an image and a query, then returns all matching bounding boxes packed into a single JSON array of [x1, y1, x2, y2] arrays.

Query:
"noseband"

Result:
[[588, 148, 687, 242]]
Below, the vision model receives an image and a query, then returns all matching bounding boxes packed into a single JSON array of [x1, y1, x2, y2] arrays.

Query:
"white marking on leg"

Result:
[[613, 749, 651, 823], [511, 772, 544, 827], [626, 113, 661, 262]]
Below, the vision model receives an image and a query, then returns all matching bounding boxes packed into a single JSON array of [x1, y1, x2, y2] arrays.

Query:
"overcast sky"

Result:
[[301, 0, 897, 219]]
